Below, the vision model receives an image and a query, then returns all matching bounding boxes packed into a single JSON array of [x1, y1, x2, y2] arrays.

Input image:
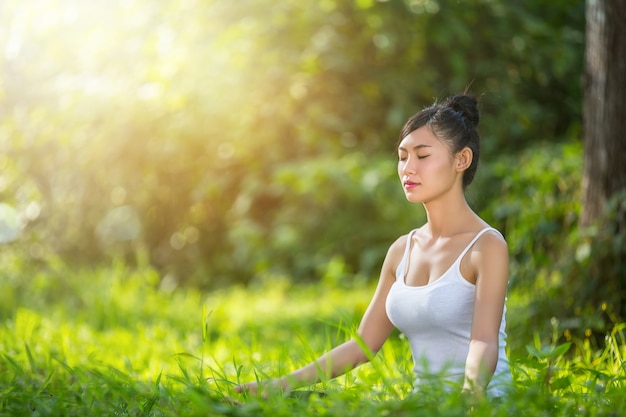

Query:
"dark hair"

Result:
[[399, 94, 480, 188]]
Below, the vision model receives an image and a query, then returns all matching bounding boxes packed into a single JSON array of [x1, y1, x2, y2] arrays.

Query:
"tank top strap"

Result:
[[395, 229, 418, 282], [454, 227, 502, 266], [395, 227, 503, 282]]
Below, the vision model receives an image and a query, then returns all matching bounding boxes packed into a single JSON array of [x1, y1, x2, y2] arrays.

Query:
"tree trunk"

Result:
[[581, 0, 626, 227]]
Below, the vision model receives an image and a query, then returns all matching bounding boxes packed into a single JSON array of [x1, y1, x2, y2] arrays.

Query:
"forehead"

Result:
[[398, 126, 443, 150]]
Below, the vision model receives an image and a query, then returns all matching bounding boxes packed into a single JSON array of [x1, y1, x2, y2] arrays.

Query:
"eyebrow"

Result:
[[398, 144, 432, 152]]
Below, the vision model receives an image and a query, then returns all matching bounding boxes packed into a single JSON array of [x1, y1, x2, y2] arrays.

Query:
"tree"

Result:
[[581, 0, 626, 227]]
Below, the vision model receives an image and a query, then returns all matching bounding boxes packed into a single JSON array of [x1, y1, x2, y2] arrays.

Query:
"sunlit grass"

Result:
[[1, 262, 625, 416]]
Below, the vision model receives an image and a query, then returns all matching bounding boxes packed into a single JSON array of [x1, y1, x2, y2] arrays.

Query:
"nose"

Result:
[[399, 156, 416, 175]]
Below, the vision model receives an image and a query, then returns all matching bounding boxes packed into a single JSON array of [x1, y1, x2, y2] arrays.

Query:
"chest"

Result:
[[387, 279, 476, 332], [403, 236, 477, 287]]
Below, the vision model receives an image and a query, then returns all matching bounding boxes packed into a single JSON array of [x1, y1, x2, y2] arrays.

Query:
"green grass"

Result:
[[1, 262, 624, 416]]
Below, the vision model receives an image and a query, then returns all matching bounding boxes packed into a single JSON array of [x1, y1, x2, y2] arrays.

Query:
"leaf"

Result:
[[551, 375, 573, 390], [551, 342, 573, 358], [24, 343, 37, 373], [526, 342, 572, 360], [3, 353, 24, 374]]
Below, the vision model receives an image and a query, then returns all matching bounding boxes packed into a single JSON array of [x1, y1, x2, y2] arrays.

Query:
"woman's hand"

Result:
[[235, 382, 259, 395], [234, 378, 285, 397], [234, 381, 260, 395]]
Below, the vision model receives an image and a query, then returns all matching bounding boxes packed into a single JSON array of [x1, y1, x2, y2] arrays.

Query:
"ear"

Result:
[[455, 147, 473, 172]]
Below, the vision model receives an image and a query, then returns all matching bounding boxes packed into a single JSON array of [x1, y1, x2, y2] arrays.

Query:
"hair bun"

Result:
[[444, 94, 479, 127]]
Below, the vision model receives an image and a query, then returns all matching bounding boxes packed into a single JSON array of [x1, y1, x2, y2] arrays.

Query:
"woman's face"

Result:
[[397, 126, 459, 204]]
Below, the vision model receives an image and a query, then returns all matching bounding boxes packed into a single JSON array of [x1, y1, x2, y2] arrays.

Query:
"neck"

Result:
[[421, 192, 478, 237]]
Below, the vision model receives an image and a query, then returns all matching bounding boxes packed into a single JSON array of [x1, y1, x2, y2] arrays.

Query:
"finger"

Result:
[[222, 396, 244, 406], [234, 384, 258, 395]]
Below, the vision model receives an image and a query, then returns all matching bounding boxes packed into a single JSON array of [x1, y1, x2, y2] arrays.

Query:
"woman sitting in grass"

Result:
[[235, 94, 512, 399]]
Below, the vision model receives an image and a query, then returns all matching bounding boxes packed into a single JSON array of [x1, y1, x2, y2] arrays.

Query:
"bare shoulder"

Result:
[[471, 229, 508, 260], [389, 233, 409, 254], [469, 229, 509, 281], [479, 229, 508, 251], [381, 233, 410, 276], [477, 228, 508, 248]]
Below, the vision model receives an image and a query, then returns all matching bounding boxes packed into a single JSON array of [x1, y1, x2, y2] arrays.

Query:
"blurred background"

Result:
[[2, 0, 622, 340]]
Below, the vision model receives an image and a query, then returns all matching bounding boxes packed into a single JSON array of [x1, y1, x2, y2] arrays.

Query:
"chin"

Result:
[[405, 194, 426, 204]]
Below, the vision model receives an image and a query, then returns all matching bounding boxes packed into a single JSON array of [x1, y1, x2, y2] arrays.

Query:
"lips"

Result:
[[403, 180, 419, 190]]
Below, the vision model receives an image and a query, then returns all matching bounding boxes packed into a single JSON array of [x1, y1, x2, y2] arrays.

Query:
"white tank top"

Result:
[[385, 227, 511, 396]]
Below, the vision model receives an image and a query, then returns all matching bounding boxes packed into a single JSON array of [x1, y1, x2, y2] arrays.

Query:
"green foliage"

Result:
[[475, 141, 582, 287], [1, 264, 625, 416], [0, 0, 585, 287], [526, 188, 626, 343], [566, 190, 626, 319]]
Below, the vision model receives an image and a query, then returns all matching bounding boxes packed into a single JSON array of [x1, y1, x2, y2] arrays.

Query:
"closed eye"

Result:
[[417, 155, 430, 160]]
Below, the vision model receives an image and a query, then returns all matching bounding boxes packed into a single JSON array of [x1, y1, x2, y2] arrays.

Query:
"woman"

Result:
[[235, 94, 512, 399]]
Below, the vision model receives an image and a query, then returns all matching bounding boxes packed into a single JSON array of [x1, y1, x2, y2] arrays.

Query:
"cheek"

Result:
[[429, 156, 453, 172], [397, 162, 404, 177]]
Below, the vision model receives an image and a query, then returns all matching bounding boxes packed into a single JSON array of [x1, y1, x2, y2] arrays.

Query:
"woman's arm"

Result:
[[463, 231, 509, 394], [236, 338, 373, 395], [235, 236, 405, 396]]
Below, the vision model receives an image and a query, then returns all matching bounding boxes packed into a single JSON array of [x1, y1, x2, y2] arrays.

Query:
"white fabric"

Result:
[[385, 227, 512, 397]]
